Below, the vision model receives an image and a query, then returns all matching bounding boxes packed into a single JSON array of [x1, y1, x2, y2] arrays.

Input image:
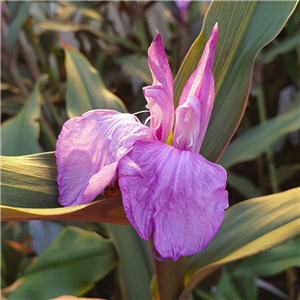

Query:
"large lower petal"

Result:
[[56, 110, 153, 206], [173, 24, 218, 153], [118, 140, 228, 260], [143, 32, 174, 143]]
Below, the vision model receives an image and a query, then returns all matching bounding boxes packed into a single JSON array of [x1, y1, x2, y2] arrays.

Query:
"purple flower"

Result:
[[55, 23, 228, 261], [174, 0, 192, 20]]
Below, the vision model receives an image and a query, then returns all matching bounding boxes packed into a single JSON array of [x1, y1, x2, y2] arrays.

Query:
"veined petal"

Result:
[[55, 110, 153, 206], [143, 32, 174, 143], [173, 23, 218, 153], [118, 140, 228, 260]]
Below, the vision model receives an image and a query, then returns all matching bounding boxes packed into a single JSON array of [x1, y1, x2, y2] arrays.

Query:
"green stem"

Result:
[[19, 37, 39, 82], [256, 157, 265, 193], [39, 116, 57, 151], [43, 93, 64, 133], [10, 63, 29, 98], [150, 238, 186, 300], [287, 267, 296, 300], [256, 87, 279, 193]]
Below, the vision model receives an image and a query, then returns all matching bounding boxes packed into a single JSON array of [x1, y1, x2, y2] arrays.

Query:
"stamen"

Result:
[[175, 130, 185, 145], [144, 115, 153, 126], [188, 135, 194, 147], [144, 111, 162, 130], [133, 110, 150, 116]]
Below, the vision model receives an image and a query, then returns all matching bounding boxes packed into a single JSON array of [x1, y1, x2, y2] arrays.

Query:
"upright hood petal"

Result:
[[143, 32, 174, 143], [173, 24, 218, 153], [118, 140, 228, 260], [56, 110, 154, 206]]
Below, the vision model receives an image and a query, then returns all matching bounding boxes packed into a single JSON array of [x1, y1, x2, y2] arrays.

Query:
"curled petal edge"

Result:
[[56, 110, 154, 206]]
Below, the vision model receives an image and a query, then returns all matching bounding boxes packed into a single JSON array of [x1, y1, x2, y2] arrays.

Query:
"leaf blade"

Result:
[[188, 187, 300, 272], [232, 237, 300, 277], [1, 153, 128, 224], [6, 227, 117, 300], [65, 46, 127, 118], [107, 224, 153, 299], [174, 1, 297, 162], [179, 188, 300, 298], [219, 104, 300, 169], [1, 76, 47, 156], [7, 1, 30, 51]]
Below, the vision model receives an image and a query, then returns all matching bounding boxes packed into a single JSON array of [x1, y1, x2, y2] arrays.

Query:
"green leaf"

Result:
[[65, 46, 127, 118], [38, 20, 86, 33], [227, 171, 263, 199], [261, 28, 300, 64], [189, 188, 300, 271], [115, 55, 152, 84], [38, 21, 145, 54], [61, 0, 97, 10], [6, 227, 117, 300], [7, 1, 30, 51], [193, 289, 216, 300], [263, 164, 300, 188], [218, 267, 257, 300], [59, 1, 101, 20], [1, 152, 59, 208], [179, 188, 300, 298], [1, 153, 128, 224], [1, 76, 47, 156], [233, 237, 300, 277], [106, 225, 153, 299], [174, 1, 297, 162], [218, 103, 300, 169]]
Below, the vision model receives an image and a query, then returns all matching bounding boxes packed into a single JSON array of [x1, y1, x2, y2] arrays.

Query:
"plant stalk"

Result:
[[256, 58, 296, 298], [10, 63, 29, 99], [150, 238, 186, 300], [256, 86, 279, 194]]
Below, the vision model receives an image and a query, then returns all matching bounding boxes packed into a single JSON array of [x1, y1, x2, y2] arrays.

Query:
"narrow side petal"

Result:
[[55, 110, 153, 206], [118, 140, 228, 260], [143, 32, 174, 143], [173, 24, 218, 152]]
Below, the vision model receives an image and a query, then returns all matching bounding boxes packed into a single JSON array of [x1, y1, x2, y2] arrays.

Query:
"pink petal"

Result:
[[175, 0, 191, 20], [118, 140, 228, 260], [173, 24, 218, 153], [55, 110, 154, 206], [172, 95, 202, 152], [143, 32, 174, 143]]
